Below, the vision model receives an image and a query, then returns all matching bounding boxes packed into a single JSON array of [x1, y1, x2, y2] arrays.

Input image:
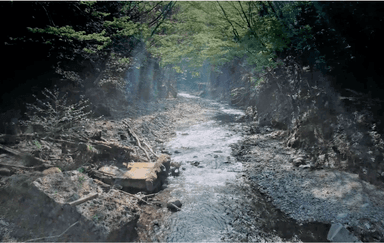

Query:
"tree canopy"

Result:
[[149, 1, 291, 74], [2, 1, 384, 101]]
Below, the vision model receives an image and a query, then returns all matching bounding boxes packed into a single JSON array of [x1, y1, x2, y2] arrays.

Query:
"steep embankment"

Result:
[[227, 59, 384, 241], [253, 62, 384, 187], [0, 94, 198, 242]]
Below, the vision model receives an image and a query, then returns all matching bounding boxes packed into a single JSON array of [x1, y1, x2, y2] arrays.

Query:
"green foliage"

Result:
[[78, 175, 85, 185], [104, 17, 143, 37], [79, 1, 96, 7], [28, 26, 111, 50], [118, 57, 130, 65], [91, 11, 110, 18], [20, 1, 174, 63], [33, 140, 42, 149], [93, 214, 100, 222], [254, 77, 265, 87], [77, 167, 84, 173], [83, 48, 96, 54], [149, 1, 292, 74], [87, 145, 94, 151]]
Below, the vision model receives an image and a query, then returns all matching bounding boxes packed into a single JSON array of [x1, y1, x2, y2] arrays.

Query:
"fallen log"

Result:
[[0, 144, 21, 156], [0, 144, 49, 167], [110, 188, 153, 205], [68, 193, 98, 206], [0, 162, 49, 170]]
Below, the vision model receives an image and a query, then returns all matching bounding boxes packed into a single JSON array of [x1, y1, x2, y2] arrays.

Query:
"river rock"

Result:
[[167, 199, 182, 211], [299, 164, 311, 169], [170, 161, 181, 168], [327, 223, 361, 242], [43, 167, 62, 175], [170, 168, 180, 176], [318, 154, 326, 163], [190, 161, 200, 166], [0, 167, 11, 176], [161, 149, 171, 155], [292, 156, 306, 166]]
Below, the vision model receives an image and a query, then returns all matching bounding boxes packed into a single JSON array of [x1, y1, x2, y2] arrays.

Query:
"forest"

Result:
[[1, 1, 384, 242], [1, 1, 383, 107]]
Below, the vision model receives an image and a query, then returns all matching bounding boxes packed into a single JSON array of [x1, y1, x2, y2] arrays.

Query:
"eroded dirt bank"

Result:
[[0, 94, 203, 242], [232, 125, 384, 242]]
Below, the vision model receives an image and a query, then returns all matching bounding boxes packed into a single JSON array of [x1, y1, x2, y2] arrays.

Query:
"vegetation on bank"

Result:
[[2, 2, 383, 91], [1, 1, 384, 134]]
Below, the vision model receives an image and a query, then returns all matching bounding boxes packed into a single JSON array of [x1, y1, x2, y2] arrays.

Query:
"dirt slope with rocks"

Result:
[[0, 94, 205, 242], [231, 119, 384, 242]]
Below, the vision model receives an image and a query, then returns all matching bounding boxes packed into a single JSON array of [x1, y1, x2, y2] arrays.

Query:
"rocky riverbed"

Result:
[[139, 92, 384, 242], [141, 93, 327, 242], [231, 125, 384, 242], [1, 91, 383, 242]]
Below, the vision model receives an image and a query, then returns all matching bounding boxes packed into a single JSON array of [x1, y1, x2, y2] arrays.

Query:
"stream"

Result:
[[151, 93, 329, 242]]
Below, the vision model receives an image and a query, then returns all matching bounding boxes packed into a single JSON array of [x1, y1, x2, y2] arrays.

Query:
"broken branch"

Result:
[[0, 144, 21, 156], [143, 140, 159, 159], [0, 144, 49, 168], [123, 121, 151, 162], [111, 188, 153, 205], [169, 202, 182, 211], [67, 193, 98, 206], [0, 162, 49, 170], [25, 221, 79, 242]]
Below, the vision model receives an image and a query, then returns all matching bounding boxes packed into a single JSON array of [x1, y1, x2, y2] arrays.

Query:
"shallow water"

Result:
[[155, 93, 330, 242], [163, 93, 245, 242]]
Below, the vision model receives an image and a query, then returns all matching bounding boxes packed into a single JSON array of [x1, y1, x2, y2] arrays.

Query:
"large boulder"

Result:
[[167, 199, 182, 212], [327, 223, 361, 242]]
